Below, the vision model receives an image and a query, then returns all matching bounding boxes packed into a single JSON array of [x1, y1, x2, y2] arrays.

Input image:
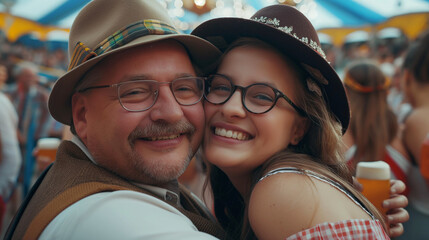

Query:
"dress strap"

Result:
[[259, 167, 375, 220]]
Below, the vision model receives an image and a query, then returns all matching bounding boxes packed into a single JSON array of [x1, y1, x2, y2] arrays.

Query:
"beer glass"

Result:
[[356, 161, 391, 214], [36, 137, 61, 163]]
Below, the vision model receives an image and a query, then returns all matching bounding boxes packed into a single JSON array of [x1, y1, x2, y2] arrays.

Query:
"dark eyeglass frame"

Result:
[[204, 74, 307, 116], [77, 77, 205, 112]]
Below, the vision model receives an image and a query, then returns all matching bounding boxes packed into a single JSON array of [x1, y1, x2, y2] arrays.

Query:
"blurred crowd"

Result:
[[0, 33, 68, 235], [1, 25, 429, 238], [325, 28, 429, 239]]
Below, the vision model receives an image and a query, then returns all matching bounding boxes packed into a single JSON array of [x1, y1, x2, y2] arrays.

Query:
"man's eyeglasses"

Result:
[[78, 77, 205, 112], [204, 74, 306, 116]]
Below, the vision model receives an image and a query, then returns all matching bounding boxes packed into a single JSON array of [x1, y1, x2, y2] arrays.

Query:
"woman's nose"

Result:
[[220, 90, 247, 119]]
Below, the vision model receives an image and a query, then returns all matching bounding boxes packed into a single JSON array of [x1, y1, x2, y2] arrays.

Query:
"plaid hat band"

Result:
[[68, 19, 179, 71]]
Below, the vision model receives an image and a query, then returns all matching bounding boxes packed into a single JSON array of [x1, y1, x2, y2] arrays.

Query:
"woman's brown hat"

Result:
[[192, 4, 350, 133], [49, 0, 221, 125]]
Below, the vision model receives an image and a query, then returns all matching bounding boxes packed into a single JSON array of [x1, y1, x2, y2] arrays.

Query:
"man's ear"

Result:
[[71, 93, 88, 142], [291, 117, 310, 145]]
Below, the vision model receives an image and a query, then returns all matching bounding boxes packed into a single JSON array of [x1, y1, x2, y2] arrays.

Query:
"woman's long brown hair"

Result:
[[345, 60, 398, 170]]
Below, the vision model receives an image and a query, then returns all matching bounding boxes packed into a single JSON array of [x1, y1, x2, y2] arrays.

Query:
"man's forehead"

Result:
[[97, 40, 191, 67], [83, 43, 195, 85]]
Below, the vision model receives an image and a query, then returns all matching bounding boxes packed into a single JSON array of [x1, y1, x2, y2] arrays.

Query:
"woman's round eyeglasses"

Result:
[[204, 74, 306, 116]]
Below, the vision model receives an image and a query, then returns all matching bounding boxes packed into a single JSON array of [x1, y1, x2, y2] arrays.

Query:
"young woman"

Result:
[[193, 5, 399, 239], [343, 60, 411, 191]]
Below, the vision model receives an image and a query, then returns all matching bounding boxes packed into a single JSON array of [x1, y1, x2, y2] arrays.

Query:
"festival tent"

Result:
[[1, 0, 429, 46], [319, 11, 429, 47]]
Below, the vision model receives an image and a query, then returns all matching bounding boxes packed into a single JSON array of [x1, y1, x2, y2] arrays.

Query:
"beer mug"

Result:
[[356, 161, 391, 214], [36, 137, 61, 163]]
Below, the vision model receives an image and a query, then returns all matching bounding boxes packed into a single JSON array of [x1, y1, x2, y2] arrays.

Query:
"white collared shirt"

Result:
[[0, 93, 21, 199], [39, 138, 218, 240]]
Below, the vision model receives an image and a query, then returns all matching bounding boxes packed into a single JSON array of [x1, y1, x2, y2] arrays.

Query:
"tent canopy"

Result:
[[1, 0, 428, 45]]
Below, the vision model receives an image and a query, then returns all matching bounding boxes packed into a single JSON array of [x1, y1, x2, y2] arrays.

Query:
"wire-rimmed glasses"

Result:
[[204, 74, 306, 116], [78, 76, 205, 112]]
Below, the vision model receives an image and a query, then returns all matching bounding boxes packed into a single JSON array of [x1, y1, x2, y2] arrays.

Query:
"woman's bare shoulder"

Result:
[[248, 170, 319, 239], [248, 167, 372, 239]]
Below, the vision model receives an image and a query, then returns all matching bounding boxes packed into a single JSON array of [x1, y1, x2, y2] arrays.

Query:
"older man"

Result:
[[5, 0, 225, 239]]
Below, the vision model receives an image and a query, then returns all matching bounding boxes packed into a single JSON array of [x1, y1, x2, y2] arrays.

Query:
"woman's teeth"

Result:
[[214, 127, 250, 140]]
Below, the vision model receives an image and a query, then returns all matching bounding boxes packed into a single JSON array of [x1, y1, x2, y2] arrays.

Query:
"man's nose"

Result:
[[149, 85, 184, 122]]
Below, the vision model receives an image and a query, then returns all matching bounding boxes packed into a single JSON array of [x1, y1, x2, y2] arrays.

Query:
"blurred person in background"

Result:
[[375, 28, 409, 67], [342, 60, 411, 193], [338, 31, 371, 72], [387, 60, 413, 124], [398, 30, 429, 240], [0, 64, 8, 90], [0, 82, 22, 235], [3, 62, 51, 197], [378, 28, 413, 125]]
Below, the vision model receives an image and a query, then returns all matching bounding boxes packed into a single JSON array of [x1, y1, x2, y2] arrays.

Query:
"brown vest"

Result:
[[6, 141, 227, 240]]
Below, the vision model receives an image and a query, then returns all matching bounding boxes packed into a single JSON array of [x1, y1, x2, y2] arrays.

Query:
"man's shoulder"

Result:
[[40, 191, 212, 240], [64, 190, 183, 216]]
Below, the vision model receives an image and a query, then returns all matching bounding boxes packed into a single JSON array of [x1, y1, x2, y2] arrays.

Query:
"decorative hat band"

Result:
[[68, 19, 179, 71], [344, 74, 391, 93], [252, 16, 326, 60]]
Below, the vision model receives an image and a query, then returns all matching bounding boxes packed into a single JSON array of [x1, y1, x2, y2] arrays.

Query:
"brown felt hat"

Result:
[[49, 0, 221, 125], [192, 4, 350, 133]]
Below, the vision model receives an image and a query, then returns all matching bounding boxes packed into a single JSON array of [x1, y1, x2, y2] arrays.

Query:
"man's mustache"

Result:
[[128, 120, 196, 143]]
